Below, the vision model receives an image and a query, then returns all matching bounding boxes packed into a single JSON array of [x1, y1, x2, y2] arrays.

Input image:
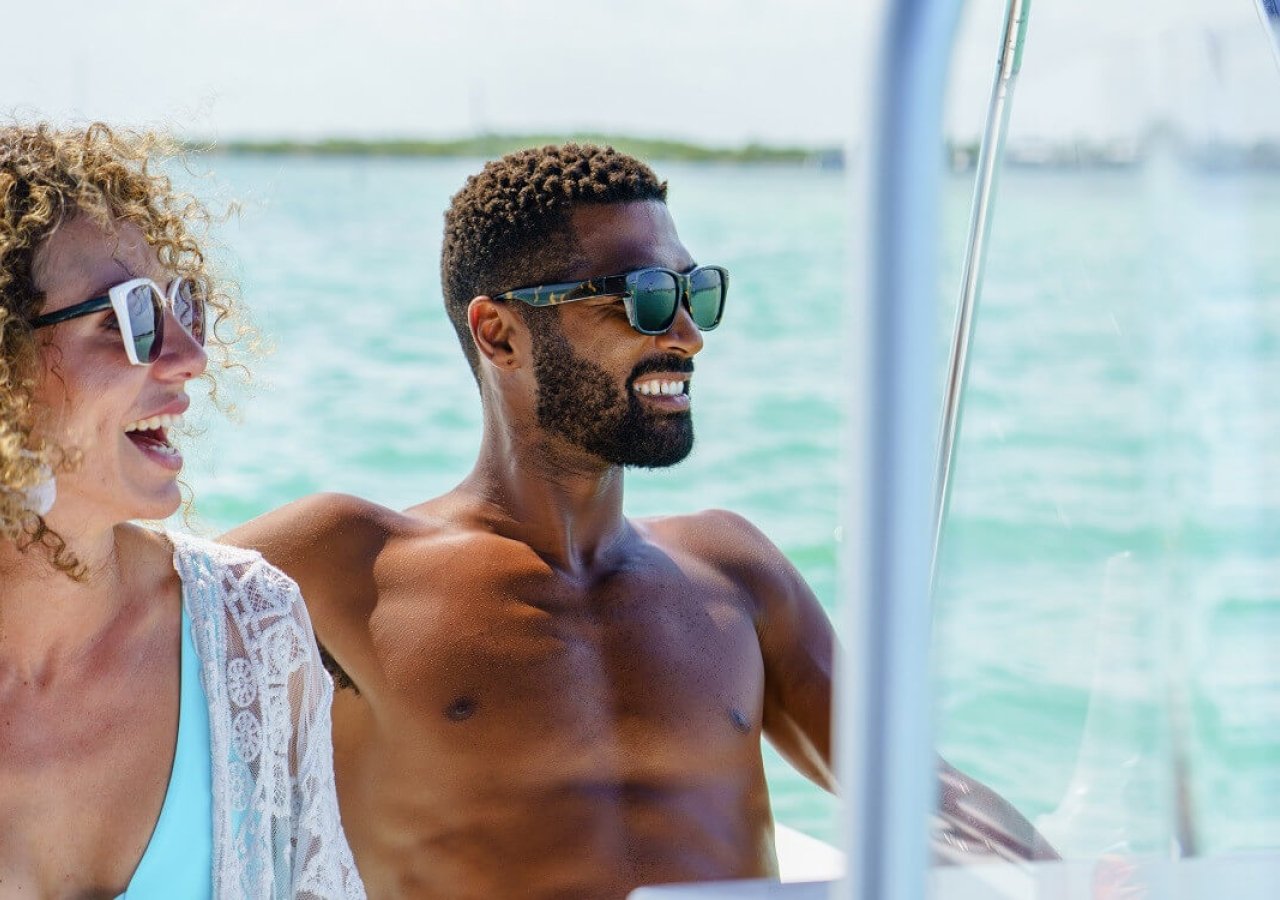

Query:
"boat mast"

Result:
[[931, 0, 1031, 588]]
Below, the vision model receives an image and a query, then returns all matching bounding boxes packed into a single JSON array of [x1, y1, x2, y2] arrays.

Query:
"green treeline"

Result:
[[192, 133, 1280, 171], [197, 134, 842, 166]]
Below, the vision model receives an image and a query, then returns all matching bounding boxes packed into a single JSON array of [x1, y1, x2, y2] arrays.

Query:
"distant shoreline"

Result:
[[193, 134, 845, 168], [190, 134, 1280, 173]]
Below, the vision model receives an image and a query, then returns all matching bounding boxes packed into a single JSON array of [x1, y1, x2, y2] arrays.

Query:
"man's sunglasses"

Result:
[[30, 276, 207, 365], [492, 265, 729, 336]]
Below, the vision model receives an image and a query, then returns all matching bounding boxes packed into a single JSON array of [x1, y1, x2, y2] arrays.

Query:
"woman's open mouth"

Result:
[[124, 414, 183, 468]]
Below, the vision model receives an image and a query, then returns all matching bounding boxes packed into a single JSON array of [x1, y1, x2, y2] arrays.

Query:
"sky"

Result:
[[4, 0, 870, 145], [949, 0, 1280, 144], [4, 0, 1280, 146]]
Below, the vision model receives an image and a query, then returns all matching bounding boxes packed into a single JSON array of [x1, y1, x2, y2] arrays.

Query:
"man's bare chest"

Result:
[[364, 563, 767, 757]]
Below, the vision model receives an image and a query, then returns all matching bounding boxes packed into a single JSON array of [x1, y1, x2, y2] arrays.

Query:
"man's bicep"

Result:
[[757, 563, 838, 793], [687, 509, 838, 789]]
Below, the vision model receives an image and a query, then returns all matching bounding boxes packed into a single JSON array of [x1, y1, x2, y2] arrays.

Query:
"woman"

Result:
[[0, 123, 365, 898]]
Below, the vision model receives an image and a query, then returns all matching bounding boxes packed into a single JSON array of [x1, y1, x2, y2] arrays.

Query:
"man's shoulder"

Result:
[[641, 508, 780, 558], [221, 492, 438, 600], [236, 491, 396, 536], [225, 492, 428, 555], [225, 491, 522, 586], [640, 508, 820, 621]]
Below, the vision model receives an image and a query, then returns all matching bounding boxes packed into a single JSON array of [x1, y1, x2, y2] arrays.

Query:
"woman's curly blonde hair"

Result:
[[0, 122, 248, 574]]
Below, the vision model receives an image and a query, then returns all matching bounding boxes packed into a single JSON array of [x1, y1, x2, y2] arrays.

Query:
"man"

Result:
[[227, 144, 1050, 899]]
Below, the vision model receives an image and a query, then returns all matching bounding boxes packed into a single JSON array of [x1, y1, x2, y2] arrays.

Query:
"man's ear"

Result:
[[468, 296, 523, 370]]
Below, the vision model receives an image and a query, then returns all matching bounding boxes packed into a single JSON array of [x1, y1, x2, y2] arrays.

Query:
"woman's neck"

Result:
[[0, 523, 132, 674]]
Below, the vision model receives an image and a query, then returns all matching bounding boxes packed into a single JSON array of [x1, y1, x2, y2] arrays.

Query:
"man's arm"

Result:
[[934, 758, 1060, 862], [693, 510, 1059, 861], [695, 509, 837, 793], [222, 492, 389, 695]]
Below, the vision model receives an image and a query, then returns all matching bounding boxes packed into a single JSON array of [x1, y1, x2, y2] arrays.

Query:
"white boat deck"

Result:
[[630, 842, 1280, 899]]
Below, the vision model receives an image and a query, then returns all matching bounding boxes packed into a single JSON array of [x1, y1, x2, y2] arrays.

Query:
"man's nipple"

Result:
[[445, 696, 478, 722]]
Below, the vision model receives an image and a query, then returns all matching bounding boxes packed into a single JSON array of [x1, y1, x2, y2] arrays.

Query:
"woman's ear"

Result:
[[468, 296, 521, 371]]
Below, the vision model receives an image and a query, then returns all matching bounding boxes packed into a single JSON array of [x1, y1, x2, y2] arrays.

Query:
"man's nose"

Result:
[[655, 302, 704, 356]]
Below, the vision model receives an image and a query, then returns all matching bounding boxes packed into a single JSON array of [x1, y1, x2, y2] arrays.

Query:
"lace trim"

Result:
[[169, 531, 365, 899]]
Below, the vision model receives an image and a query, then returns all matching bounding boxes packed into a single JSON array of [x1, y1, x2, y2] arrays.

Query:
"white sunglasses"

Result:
[[31, 276, 207, 365]]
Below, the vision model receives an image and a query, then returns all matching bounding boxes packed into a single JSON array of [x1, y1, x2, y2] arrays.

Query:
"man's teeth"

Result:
[[124, 414, 183, 433], [634, 380, 687, 397]]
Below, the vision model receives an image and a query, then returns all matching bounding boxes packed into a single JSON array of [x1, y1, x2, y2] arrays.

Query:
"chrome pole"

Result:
[[931, 0, 1031, 587]]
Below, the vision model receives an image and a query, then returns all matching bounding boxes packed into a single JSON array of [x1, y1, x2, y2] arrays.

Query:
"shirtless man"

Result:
[[227, 144, 1049, 898]]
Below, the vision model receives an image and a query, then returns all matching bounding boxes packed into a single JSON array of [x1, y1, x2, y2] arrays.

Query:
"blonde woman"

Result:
[[0, 124, 364, 898]]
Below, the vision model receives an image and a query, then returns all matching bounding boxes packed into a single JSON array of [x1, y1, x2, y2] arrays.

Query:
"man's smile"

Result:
[[631, 374, 691, 410], [632, 376, 689, 397]]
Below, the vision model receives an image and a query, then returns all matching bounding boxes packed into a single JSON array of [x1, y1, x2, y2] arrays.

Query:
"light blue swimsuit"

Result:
[[117, 602, 213, 899]]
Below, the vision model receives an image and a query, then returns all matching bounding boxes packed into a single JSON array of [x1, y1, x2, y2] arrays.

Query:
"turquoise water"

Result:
[[174, 158, 1280, 854], [935, 165, 1280, 857]]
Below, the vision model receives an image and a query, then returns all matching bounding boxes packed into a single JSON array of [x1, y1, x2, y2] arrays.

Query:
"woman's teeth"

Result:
[[634, 380, 686, 396], [124, 414, 183, 433], [138, 439, 180, 457]]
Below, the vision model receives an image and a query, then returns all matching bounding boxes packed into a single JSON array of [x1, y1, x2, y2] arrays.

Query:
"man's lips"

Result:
[[631, 355, 694, 380], [632, 375, 690, 397], [630, 372, 692, 411], [629, 355, 694, 400]]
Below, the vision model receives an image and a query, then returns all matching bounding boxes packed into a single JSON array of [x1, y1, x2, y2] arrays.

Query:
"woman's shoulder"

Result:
[[165, 528, 259, 564], [162, 528, 301, 613]]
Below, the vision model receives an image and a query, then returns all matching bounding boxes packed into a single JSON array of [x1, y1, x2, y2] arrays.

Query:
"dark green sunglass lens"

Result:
[[632, 270, 680, 333], [688, 268, 725, 330], [126, 283, 162, 362]]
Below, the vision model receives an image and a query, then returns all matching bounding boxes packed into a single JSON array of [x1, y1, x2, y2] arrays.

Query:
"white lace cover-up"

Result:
[[168, 531, 366, 899]]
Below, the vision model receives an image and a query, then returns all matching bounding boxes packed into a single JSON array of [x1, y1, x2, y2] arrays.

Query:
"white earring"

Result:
[[8, 451, 56, 517], [23, 468, 56, 516]]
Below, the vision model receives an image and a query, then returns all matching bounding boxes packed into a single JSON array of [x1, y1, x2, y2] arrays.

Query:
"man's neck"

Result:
[[463, 423, 630, 574]]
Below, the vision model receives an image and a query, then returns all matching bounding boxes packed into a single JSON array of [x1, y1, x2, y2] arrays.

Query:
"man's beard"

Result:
[[530, 321, 694, 468]]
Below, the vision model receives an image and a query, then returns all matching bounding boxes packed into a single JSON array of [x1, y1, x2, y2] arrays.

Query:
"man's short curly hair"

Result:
[[441, 143, 668, 378], [0, 122, 249, 574]]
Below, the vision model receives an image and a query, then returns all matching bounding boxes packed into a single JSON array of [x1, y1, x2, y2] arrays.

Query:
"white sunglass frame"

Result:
[[31, 276, 205, 366]]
